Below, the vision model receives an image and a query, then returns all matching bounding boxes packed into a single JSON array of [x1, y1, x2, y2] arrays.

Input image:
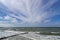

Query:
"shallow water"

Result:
[[0, 31, 60, 40], [0, 31, 32, 40], [3, 36, 32, 40]]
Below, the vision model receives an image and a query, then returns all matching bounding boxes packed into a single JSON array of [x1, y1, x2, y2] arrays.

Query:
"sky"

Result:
[[0, 0, 60, 27]]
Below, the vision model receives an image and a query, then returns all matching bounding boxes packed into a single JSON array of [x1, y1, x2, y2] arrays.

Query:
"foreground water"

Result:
[[3, 36, 32, 40], [0, 31, 60, 40]]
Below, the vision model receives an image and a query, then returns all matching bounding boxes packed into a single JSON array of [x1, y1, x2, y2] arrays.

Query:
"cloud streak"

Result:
[[0, 0, 59, 27]]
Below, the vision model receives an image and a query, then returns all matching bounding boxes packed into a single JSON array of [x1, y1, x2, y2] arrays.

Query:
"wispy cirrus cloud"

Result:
[[0, 0, 59, 27]]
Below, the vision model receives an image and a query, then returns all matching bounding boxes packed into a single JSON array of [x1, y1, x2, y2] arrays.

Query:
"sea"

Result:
[[0, 27, 60, 40]]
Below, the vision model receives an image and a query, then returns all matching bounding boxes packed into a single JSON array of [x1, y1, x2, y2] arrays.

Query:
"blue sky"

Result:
[[0, 0, 60, 27]]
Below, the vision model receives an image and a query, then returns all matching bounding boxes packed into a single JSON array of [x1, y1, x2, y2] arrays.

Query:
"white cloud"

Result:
[[0, 0, 59, 27], [0, 15, 18, 27], [0, 23, 13, 27], [0, 21, 14, 27], [4, 15, 18, 22], [4, 15, 11, 20], [43, 20, 51, 23], [11, 18, 18, 23]]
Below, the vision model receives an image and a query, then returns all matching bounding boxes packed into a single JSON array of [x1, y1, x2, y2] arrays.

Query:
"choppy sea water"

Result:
[[0, 31, 33, 40], [3, 36, 32, 40], [0, 31, 60, 40]]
